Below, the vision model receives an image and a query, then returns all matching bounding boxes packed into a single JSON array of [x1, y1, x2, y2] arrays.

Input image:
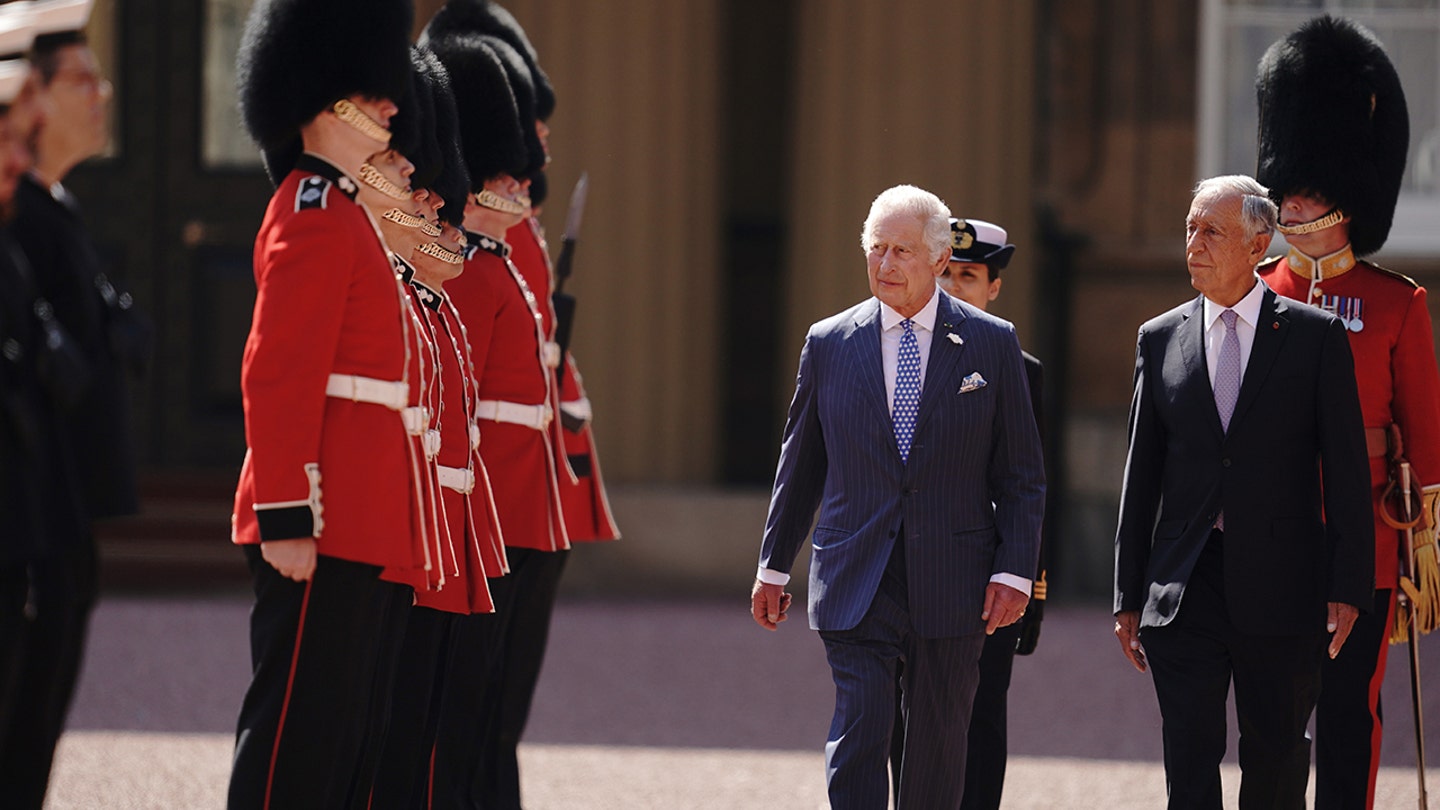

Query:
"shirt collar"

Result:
[[1203, 276, 1265, 331], [879, 284, 940, 333], [1286, 243, 1356, 281]]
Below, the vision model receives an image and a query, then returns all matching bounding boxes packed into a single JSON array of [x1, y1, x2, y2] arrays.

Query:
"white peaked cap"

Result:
[[0, 3, 37, 58], [29, 0, 90, 36], [0, 58, 31, 104]]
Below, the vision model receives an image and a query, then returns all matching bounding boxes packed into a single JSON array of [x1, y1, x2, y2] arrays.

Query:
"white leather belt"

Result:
[[437, 464, 475, 494], [326, 374, 409, 411], [475, 399, 552, 430], [560, 397, 592, 423]]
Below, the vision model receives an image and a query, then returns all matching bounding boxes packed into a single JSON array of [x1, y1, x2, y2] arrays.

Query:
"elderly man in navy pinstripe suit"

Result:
[[752, 185, 1045, 809]]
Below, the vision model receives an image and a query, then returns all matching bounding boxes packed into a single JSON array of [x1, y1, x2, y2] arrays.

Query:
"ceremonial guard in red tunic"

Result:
[[1255, 17, 1440, 809], [227, 1, 425, 806], [420, 14, 570, 807], [370, 48, 509, 809]]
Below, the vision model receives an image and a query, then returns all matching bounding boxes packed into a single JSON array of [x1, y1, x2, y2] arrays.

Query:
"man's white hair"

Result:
[[861, 185, 953, 262], [1193, 175, 1278, 237]]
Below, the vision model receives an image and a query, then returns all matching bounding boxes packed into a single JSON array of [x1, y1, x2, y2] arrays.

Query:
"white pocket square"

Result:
[[958, 372, 988, 393]]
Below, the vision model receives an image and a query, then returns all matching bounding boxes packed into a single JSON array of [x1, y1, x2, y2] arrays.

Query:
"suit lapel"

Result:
[[914, 293, 967, 436], [848, 299, 889, 426], [1231, 284, 1287, 430], [1177, 296, 1224, 439]]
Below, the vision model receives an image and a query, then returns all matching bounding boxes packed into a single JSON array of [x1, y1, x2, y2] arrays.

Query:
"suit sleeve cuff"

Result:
[[756, 567, 791, 586], [990, 572, 1032, 596]]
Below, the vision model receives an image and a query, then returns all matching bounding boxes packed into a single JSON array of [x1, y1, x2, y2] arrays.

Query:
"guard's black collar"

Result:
[[464, 230, 509, 259], [295, 153, 359, 200], [409, 279, 444, 311], [392, 254, 416, 284]]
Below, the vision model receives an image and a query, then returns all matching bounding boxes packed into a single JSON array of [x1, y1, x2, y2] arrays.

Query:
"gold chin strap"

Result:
[[332, 99, 392, 145], [418, 219, 442, 237], [474, 189, 526, 215], [417, 241, 465, 265], [383, 207, 426, 229], [359, 164, 411, 201], [1276, 208, 1345, 237]]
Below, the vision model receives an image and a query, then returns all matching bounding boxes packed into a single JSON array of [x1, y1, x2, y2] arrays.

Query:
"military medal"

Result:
[[1348, 297, 1363, 333]]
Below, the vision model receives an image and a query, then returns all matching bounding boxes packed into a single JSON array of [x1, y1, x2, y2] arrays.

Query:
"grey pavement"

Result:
[[44, 594, 1440, 809]]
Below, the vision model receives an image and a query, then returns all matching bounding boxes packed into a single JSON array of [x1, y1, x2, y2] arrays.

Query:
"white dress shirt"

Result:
[[760, 286, 1032, 598], [1202, 277, 1264, 385]]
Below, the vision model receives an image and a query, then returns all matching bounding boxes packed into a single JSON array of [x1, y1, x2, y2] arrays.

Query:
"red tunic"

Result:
[[1261, 248, 1440, 586], [445, 232, 569, 552], [506, 219, 618, 543], [403, 275, 499, 614], [558, 357, 621, 542], [231, 154, 426, 573]]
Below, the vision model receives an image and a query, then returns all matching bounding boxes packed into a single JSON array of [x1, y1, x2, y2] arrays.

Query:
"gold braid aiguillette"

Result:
[[332, 98, 392, 144]]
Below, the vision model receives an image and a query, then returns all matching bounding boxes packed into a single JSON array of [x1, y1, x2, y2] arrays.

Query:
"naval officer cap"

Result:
[[949, 218, 1016, 271], [28, 0, 91, 53], [0, 2, 36, 60]]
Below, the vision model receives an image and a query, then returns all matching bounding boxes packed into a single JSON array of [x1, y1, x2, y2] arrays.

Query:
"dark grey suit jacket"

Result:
[[1114, 283, 1374, 634], [760, 291, 1046, 637]]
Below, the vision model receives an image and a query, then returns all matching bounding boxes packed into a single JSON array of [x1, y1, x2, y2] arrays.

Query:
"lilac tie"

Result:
[[893, 319, 921, 463], [1214, 309, 1240, 432], [1214, 308, 1240, 530]]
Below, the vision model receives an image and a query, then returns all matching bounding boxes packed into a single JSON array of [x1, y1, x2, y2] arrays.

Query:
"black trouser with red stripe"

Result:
[[432, 547, 568, 810], [371, 607, 456, 809], [1315, 587, 1394, 810], [228, 547, 411, 810]]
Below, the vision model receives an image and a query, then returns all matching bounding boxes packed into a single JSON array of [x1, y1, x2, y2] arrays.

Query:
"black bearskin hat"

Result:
[[527, 168, 547, 209], [423, 0, 554, 120], [237, 0, 414, 185], [481, 35, 545, 178], [420, 28, 528, 190], [1256, 15, 1409, 256], [416, 52, 471, 228], [395, 48, 439, 189]]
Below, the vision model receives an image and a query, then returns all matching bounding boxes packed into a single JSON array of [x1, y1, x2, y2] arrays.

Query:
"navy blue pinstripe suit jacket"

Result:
[[760, 292, 1046, 638]]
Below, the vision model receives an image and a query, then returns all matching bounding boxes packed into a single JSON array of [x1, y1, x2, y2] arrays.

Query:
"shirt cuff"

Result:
[[990, 572, 1032, 597], [756, 567, 791, 586]]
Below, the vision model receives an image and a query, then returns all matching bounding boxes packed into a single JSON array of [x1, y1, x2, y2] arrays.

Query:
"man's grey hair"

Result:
[[861, 185, 953, 262], [1193, 175, 1278, 237]]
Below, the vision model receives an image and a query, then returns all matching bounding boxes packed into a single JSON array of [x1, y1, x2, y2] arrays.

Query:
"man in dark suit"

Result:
[[1114, 174, 1374, 810], [752, 184, 1045, 809]]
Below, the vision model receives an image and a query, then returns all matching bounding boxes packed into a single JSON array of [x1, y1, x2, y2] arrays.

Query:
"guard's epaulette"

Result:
[[1256, 255, 1282, 273], [295, 176, 331, 212], [1359, 258, 1420, 289]]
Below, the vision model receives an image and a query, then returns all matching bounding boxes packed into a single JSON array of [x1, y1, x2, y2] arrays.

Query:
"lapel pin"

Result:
[[1272, 322, 1279, 330], [947, 333, 963, 345]]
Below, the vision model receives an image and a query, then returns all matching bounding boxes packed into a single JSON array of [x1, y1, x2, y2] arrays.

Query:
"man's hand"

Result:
[[751, 579, 792, 631], [261, 538, 318, 582], [1114, 610, 1146, 672], [1327, 601, 1360, 659], [981, 582, 1029, 635]]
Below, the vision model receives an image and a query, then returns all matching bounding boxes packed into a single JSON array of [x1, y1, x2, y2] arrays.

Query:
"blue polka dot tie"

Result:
[[894, 319, 921, 463]]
